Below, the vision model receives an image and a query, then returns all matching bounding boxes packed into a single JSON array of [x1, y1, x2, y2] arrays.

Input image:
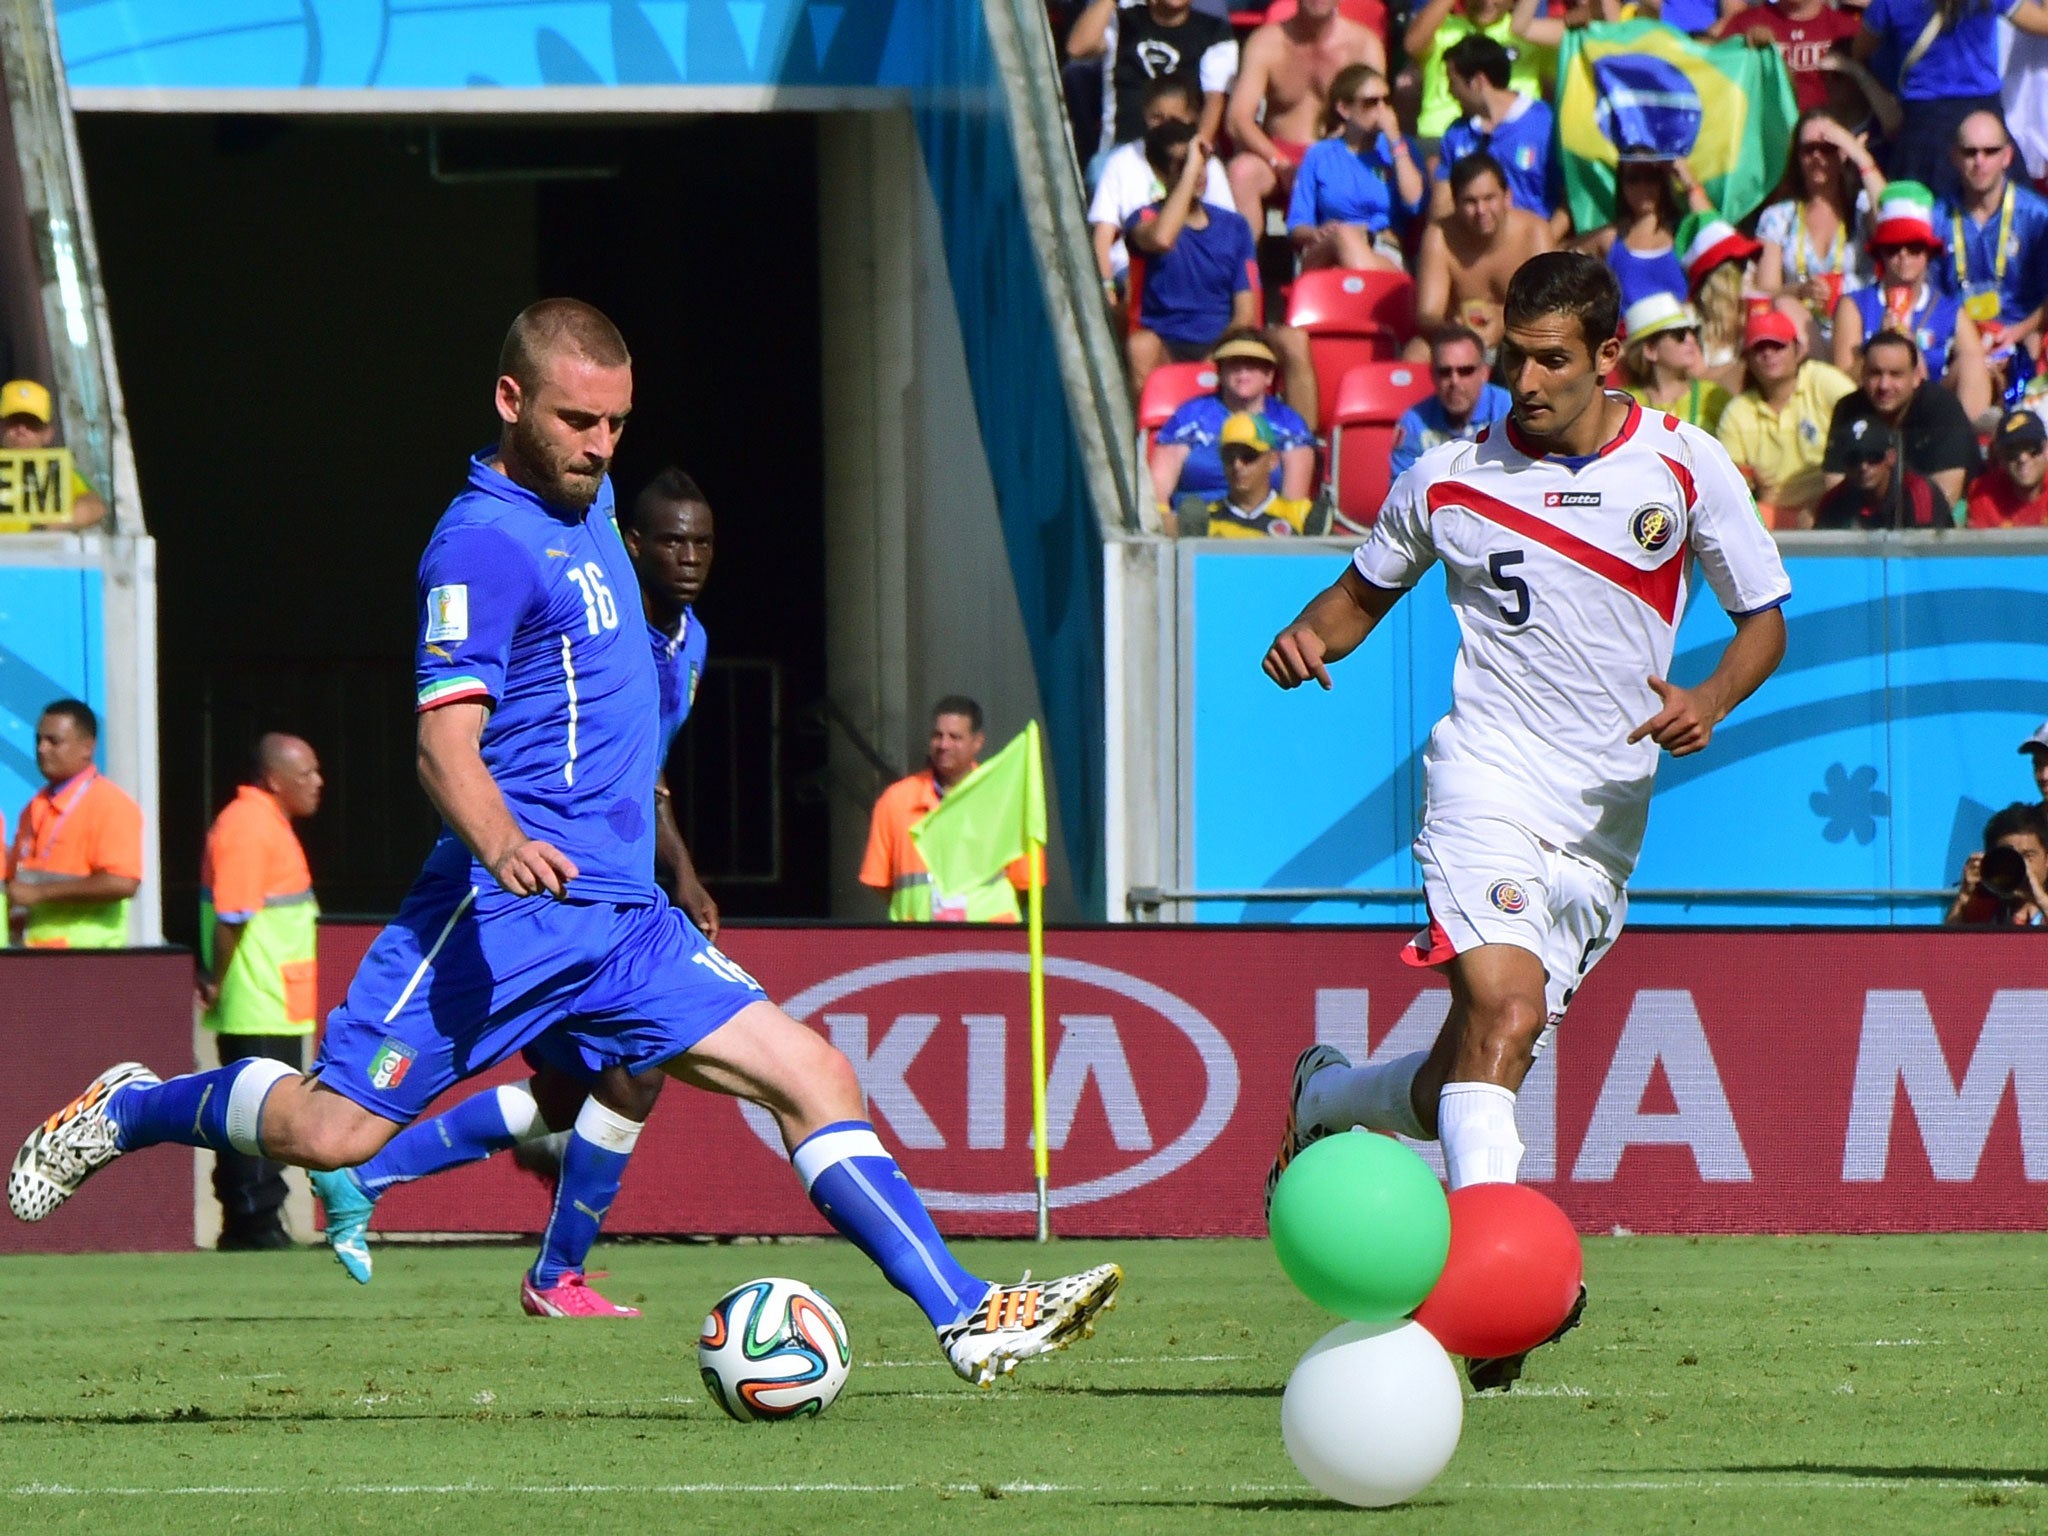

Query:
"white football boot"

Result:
[[9, 1062, 158, 1221], [940, 1263, 1123, 1386]]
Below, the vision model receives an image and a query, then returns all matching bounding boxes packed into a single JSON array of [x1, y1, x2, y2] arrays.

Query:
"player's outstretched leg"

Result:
[[671, 1000, 1121, 1387], [1264, 1042, 1432, 1217], [310, 1079, 568, 1285], [10, 1057, 393, 1223]]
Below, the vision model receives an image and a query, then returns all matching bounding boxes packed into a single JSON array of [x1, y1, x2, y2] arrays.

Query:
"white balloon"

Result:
[[1281, 1319, 1464, 1508]]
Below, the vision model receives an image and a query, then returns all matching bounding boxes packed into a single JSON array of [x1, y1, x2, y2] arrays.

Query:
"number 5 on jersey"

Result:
[[1489, 549, 1531, 625], [564, 561, 619, 634]]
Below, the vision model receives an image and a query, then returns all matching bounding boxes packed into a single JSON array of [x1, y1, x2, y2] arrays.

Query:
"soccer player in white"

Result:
[[1262, 252, 1790, 1387]]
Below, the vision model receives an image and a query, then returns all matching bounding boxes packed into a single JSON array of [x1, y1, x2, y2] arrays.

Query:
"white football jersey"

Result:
[[1352, 397, 1792, 882]]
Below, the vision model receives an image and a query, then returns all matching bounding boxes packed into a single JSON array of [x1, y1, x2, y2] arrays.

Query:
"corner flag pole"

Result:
[[1029, 835, 1050, 1243]]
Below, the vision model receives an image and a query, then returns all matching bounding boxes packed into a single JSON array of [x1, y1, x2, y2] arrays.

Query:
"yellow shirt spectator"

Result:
[[1715, 358, 1856, 524]]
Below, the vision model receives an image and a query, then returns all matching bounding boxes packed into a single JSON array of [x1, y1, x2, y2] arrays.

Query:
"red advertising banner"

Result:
[[321, 924, 2048, 1239], [0, 951, 203, 1254]]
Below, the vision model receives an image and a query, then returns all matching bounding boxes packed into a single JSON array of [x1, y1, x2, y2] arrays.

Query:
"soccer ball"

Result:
[[697, 1276, 852, 1422]]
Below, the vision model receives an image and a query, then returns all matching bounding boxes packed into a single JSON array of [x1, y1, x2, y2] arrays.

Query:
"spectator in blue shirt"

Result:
[[1126, 119, 1258, 392], [1151, 328, 1317, 511], [1287, 64, 1427, 274], [1430, 35, 1560, 232], [1389, 326, 1513, 478], [1933, 111, 2048, 358], [1852, 0, 2048, 200]]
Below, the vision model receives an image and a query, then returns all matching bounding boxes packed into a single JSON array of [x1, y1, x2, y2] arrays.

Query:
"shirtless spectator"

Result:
[[1225, 0, 1386, 234], [1068, 0, 1238, 175], [1409, 151, 1554, 361]]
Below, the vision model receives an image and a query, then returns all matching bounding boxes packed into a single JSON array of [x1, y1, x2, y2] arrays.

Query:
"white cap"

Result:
[[2021, 721, 2048, 754]]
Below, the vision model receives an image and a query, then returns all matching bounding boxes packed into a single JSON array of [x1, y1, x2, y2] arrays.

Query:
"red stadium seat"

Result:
[[1260, 0, 1389, 36], [1138, 362, 1220, 431], [1286, 270, 1417, 430], [1286, 267, 1416, 344], [1327, 361, 1433, 531]]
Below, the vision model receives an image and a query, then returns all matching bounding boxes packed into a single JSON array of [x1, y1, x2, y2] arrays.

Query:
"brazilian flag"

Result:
[[1556, 21, 1798, 236]]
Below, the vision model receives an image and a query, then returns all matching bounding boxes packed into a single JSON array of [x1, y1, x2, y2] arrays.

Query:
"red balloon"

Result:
[[1412, 1184, 1583, 1359]]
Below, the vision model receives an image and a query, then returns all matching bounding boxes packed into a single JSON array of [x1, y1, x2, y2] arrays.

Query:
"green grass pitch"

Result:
[[1, 1234, 2043, 1533]]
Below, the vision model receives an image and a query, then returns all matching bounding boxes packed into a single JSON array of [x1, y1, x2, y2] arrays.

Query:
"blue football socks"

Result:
[[109, 1058, 297, 1156], [354, 1081, 547, 1197], [528, 1099, 641, 1289], [792, 1120, 986, 1329]]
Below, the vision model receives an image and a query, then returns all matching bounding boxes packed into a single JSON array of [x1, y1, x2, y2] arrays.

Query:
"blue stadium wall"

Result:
[[60, 0, 1107, 915], [1188, 545, 2048, 926]]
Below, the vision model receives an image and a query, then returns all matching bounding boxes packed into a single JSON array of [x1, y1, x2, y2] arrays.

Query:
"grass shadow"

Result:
[[1037, 1385, 1284, 1400], [1699, 1464, 2047, 1484]]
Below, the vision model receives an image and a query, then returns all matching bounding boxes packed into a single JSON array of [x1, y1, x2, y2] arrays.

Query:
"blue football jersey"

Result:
[[414, 453, 660, 903], [652, 607, 708, 760]]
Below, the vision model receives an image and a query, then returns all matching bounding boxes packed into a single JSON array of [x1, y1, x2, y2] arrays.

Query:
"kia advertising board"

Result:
[[0, 950, 199, 1254], [325, 925, 2047, 1239]]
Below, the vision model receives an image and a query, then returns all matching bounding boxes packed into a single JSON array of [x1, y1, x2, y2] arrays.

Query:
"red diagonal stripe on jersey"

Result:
[[1659, 453, 1698, 513], [1426, 480, 1684, 624]]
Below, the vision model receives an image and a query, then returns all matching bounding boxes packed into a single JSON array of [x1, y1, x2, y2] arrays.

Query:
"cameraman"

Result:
[[1946, 802, 2048, 927]]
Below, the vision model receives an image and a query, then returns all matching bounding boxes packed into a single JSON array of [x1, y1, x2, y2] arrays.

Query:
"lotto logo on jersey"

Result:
[[368, 1039, 417, 1091], [1487, 879, 1529, 914], [425, 584, 469, 643], [1630, 504, 1677, 552], [1545, 491, 1601, 507]]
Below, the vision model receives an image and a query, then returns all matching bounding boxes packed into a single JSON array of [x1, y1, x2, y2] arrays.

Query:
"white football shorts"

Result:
[[1403, 813, 1628, 1020]]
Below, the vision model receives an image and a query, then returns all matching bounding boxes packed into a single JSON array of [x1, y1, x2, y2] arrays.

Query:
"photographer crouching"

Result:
[[1946, 803, 2048, 927]]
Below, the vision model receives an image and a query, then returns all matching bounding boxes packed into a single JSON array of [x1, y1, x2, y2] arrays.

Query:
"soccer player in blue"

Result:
[[305, 467, 720, 1316], [8, 300, 1121, 1384]]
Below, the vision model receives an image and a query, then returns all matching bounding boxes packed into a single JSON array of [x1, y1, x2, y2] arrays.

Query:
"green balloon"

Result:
[[1270, 1131, 1451, 1321]]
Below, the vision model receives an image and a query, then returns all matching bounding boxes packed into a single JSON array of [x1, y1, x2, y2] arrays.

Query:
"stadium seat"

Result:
[[1138, 363, 1219, 432], [1327, 361, 1434, 532], [1285, 271, 1418, 431], [1286, 267, 1416, 344]]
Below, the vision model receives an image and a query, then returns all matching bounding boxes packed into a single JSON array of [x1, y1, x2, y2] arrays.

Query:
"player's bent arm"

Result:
[[1263, 565, 1404, 690], [416, 700, 580, 897], [655, 785, 719, 941], [1629, 606, 1786, 758]]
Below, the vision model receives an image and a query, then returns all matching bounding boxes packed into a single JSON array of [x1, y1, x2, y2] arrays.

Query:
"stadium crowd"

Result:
[[1056, 0, 2048, 534]]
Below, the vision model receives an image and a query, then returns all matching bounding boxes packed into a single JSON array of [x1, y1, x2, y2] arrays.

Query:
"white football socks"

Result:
[[1300, 1049, 1429, 1140], [1437, 1081, 1523, 1189]]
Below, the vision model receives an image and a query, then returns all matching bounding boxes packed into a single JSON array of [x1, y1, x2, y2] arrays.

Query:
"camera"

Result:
[[1979, 843, 2032, 903]]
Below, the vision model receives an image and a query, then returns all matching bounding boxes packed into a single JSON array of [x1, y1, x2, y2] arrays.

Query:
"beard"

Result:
[[504, 410, 605, 510]]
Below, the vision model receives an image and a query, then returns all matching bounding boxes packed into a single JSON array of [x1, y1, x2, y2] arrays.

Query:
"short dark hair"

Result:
[[1140, 74, 1199, 116], [1984, 800, 2048, 850], [627, 467, 710, 534], [1430, 324, 1488, 361], [1444, 33, 1513, 89], [1503, 250, 1622, 354], [41, 698, 97, 740], [1863, 328, 1920, 367], [1448, 150, 1508, 199], [1143, 118, 1198, 179], [932, 695, 984, 733], [498, 298, 630, 392]]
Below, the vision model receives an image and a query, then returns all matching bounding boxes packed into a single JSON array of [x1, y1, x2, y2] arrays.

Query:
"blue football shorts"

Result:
[[313, 877, 768, 1123]]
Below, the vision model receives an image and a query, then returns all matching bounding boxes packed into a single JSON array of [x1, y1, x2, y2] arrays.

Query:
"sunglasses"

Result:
[[1434, 364, 1482, 378], [1874, 243, 1934, 258], [1797, 140, 1839, 154], [1219, 444, 1270, 460], [1957, 145, 2006, 159]]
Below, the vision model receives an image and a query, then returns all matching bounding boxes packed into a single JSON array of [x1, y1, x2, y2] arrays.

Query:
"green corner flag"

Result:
[[910, 721, 1054, 1240], [910, 721, 1047, 900]]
